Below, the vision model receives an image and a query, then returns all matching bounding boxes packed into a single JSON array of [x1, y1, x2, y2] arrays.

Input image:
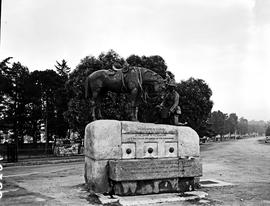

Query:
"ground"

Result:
[[199, 137, 270, 206], [1, 136, 270, 205]]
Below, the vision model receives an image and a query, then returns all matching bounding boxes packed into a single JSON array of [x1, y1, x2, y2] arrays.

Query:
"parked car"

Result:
[[265, 136, 270, 143]]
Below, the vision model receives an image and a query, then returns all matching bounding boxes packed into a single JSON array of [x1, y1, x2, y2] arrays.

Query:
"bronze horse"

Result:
[[85, 66, 166, 121]]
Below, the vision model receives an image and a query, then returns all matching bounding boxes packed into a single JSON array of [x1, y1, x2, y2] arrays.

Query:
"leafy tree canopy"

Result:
[[177, 78, 213, 137], [127, 54, 167, 78]]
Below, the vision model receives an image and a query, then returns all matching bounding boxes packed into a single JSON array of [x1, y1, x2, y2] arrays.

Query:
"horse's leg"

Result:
[[135, 107, 138, 121], [90, 99, 96, 121], [90, 90, 100, 121], [96, 95, 103, 119], [130, 88, 138, 121]]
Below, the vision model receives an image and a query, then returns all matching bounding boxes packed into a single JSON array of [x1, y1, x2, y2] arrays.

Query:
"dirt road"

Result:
[[199, 136, 270, 205], [1, 136, 270, 205]]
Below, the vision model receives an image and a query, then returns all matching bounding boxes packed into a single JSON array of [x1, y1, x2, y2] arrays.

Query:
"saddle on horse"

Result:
[[108, 65, 129, 75], [107, 66, 143, 93]]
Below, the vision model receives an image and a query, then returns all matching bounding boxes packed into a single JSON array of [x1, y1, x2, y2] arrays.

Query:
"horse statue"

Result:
[[85, 66, 166, 121]]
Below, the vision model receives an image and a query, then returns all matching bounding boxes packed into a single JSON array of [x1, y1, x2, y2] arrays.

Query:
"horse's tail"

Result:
[[85, 77, 91, 99]]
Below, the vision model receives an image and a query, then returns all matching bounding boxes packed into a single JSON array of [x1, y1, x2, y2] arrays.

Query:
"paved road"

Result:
[[1, 136, 270, 205]]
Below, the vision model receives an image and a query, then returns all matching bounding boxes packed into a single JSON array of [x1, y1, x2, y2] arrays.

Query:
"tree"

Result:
[[248, 120, 267, 136], [98, 49, 126, 70], [55, 59, 71, 79], [209, 110, 228, 140], [0, 59, 30, 147], [225, 113, 238, 136], [28, 69, 68, 152], [238, 117, 248, 135], [0, 58, 13, 123], [126, 55, 143, 67], [64, 55, 102, 138], [265, 125, 270, 136], [177, 78, 213, 137], [54, 60, 71, 138], [126, 54, 167, 78], [141, 55, 167, 78]]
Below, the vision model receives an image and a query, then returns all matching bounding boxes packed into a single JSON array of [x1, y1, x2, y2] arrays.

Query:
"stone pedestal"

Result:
[[84, 120, 202, 195]]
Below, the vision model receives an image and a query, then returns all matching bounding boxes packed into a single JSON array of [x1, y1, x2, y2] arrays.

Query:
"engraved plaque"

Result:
[[109, 158, 179, 181], [109, 158, 202, 181], [122, 133, 177, 142], [121, 122, 178, 134]]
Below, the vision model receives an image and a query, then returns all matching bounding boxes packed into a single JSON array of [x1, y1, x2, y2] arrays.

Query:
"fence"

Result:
[[0, 143, 53, 161]]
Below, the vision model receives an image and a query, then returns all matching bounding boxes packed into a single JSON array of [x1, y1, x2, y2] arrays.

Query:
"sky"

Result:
[[1, 0, 270, 121]]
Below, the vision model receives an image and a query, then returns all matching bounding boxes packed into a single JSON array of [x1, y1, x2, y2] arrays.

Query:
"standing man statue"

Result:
[[156, 77, 186, 126]]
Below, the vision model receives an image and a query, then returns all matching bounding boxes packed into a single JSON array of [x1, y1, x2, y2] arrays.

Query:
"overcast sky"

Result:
[[1, 0, 270, 121]]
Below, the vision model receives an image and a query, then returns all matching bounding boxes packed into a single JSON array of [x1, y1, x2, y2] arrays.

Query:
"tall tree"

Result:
[[0, 59, 30, 147], [0, 57, 13, 123], [126, 54, 168, 78], [209, 110, 228, 140], [54, 60, 71, 138], [126, 55, 143, 67], [265, 125, 270, 136], [141, 55, 167, 78], [55, 59, 71, 79], [29, 70, 68, 152], [177, 78, 213, 137], [248, 120, 267, 136], [238, 117, 248, 135], [225, 113, 238, 136], [64, 55, 102, 138], [98, 49, 126, 70]]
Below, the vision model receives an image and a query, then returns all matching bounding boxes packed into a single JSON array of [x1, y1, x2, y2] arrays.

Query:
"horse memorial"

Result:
[[84, 120, 202, 196], [84, 66, 202, 196]]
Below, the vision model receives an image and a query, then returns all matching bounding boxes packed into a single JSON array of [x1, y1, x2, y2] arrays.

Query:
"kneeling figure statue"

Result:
[[156, 81, 186, 126]]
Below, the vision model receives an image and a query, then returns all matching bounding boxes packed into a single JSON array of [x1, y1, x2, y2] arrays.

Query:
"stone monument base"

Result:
[[84, 120, 202, 196]]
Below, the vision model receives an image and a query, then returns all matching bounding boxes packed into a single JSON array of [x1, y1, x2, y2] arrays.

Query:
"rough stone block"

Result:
[[177, 127, 200, 157], [84, 157, 110, 193], [84, 120, 121, 160]]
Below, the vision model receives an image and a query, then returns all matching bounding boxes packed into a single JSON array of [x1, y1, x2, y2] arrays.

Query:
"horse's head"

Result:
[[139, 67, 167, 98], [153, 79, 166, 96]]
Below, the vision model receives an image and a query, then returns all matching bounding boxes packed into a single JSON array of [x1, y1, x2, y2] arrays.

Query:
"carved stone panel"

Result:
[[109, 158, 202, 182]]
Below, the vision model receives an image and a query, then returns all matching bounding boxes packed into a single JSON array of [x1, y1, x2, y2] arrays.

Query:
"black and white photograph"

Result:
[[0, 0, 270, 205]]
